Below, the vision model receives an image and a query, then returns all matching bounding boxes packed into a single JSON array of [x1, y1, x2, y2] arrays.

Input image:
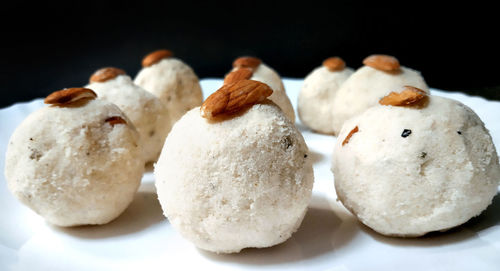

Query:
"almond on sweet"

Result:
[[342, 126, 359, 146], [44, 88, 97, 106], [223, 68, 254, 84], [89, 67, 126, 83], [363, 54, 400, 72], [379, 86, 428, 107], [201, 80, 273, 119], [323, 57, 346, 71], [105, 116, 127, 126], [142, 49, 174, 67], [233, 56, 262, 70]]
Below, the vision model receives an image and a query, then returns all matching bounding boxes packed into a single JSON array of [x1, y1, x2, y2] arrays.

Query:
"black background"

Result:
[[1, 1, 499, 108]]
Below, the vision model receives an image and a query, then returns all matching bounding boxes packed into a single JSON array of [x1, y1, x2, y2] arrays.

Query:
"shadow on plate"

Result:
[[53, 182, 165, 239], [361, 193, 500, 247], [200, 194, 358, 265], [144, 161, 155, 172]]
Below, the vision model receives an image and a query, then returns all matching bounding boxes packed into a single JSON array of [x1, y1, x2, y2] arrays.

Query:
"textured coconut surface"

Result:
[[4, 99, 144, 227], [1, 78, 499, 270], [155, 103, 313, 253], [333, 96, 499, 237]]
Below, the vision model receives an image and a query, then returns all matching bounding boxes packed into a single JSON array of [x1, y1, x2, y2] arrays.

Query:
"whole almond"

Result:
[[323, 57, 346, 71], [44, 88, 97, 106], [232, 56, 262, 70], [223, 67, 253, 84], [379, 86, 428, 107], [342, 126, 359, 146], [89, 67, 126, 83], [105, 116, 127, 126], [363, 54, 400, 72], [201, 80, 273, 119], [142, 49, 173, 67]]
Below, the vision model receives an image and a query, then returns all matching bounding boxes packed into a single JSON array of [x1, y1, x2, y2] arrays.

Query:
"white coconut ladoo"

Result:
[[298, 57, 354, 134], [332, 86, 500, 237], [134, 49, 203, 126], [154, 79, 314, 253], [331, 54, 429, 135], [4, 88, 144, 226], [227, 56, 296, 122], [86, 67, 170, 164]]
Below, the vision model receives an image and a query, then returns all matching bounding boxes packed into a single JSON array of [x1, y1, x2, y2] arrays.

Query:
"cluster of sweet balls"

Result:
[[4, 51, 500, 254]]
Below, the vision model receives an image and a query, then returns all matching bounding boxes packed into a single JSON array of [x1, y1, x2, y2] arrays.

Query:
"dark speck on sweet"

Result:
[[29, 148, 42, 161], [29, 138, 33, 141], [149, 130, 156, 137], [420, 152, 427, 159], [401, 129, 412, 138], [280, 136, 293, 150], [457, 131, 462, 135], [304, 154, 308, 158]]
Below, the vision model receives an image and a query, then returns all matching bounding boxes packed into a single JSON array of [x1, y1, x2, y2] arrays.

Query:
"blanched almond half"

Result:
[[232, 56, 262, 70], [363, 54, 400, 72], [44, 88, 97, 106], [142, 49, 173, 67], [323, 57, 345, 71], [89, 67, 126, 83], [201, 79, 273, 120], [223, 67, 253, 84], [379, 86, 428, 107]]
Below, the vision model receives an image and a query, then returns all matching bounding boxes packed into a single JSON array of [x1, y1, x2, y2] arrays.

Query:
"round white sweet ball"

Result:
[[251, 63, 295, 122], [155, 103, 314, 253], [230, 57, 296, 122], [5, 97, 144, 226], [134, 56, 203, 125], [298, 61, 353, 134], [332, 95, 500, 236], [87, 73, 170, 163], [331, 64, 429, 135]]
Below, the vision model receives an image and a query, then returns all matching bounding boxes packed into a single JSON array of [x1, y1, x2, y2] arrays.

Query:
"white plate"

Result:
[[1, 79, 499, 271]]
